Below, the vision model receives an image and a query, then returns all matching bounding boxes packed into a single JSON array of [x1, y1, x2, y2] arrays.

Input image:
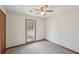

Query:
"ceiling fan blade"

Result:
[[45, 10, 53, 12], [44, 5, 48, 9], [34, 9, 40, 11], [40, 7, 45, 11], [36, 12, 40, 14]]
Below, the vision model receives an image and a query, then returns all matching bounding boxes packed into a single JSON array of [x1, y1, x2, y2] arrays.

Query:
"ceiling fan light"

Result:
[[41, 12, 45, 15]]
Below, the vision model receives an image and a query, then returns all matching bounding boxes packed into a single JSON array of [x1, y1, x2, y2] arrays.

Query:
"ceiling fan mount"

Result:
[[30, 5, 53, 15]]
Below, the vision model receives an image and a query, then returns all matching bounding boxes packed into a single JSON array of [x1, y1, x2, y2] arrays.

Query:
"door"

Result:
[[0, 9, 6, 53], [25, 19, 36, 43]]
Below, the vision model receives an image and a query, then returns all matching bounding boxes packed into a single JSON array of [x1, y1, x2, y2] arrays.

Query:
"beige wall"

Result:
[[6, 11, 45, 48], [46, 8, 79, 52]]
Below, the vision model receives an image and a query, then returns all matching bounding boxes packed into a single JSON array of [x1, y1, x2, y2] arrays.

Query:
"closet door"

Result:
[[0, 9, 6, 53]]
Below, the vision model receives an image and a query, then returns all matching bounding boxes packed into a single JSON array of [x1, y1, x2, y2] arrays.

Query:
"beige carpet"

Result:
[[5, 40, 75, 54]]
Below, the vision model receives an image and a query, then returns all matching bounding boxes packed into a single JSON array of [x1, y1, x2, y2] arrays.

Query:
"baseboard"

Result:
[[7, 44, 26, 49], [7, 39, 45, 49], [26, 39, 46, 44], [46, 39, 79, 54]]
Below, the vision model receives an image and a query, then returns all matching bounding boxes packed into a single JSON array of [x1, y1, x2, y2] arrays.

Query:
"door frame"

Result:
[[25, 19, 36, 43], [0, 9, 6, 53]]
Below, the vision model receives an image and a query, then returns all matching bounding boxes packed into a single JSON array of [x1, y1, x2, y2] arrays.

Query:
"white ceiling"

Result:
[[4, 5, 79, 18]]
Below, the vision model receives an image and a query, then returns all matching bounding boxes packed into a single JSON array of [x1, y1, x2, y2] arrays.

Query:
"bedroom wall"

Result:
[[6, 11, 45, 48], [46, 8, 79, 52]]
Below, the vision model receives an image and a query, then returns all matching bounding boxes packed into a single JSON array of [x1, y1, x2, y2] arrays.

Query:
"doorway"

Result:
[[25, 19, 36, 43]]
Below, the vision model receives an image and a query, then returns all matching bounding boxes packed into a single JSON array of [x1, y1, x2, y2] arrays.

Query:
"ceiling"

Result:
[[4, 5, 79, 18]]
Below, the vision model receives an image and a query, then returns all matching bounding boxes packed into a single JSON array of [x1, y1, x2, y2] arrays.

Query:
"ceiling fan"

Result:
[[30, 5, 53, 15]]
